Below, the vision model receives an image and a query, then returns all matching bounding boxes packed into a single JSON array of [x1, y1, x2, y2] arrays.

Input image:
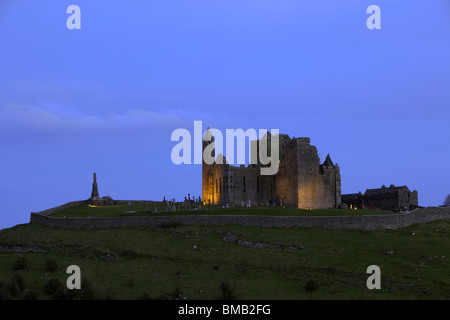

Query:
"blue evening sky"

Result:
[[1, 0, 449, 229]]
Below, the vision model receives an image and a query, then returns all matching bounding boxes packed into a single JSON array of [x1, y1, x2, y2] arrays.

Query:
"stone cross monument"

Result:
[[91, 173, 99, 199]]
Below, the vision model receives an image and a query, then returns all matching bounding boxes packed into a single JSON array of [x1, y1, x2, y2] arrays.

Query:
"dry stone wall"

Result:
[[29, 202, 450, 231]]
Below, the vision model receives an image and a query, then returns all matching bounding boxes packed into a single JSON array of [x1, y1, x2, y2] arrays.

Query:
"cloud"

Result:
[[0, 100, 209, 144]]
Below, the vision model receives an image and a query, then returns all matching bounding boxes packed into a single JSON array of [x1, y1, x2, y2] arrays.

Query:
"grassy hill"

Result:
[[0, 216, 449, 300]]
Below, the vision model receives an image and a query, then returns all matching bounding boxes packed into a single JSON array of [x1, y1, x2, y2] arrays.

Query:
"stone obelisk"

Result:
[[90, 173, 99, 199]]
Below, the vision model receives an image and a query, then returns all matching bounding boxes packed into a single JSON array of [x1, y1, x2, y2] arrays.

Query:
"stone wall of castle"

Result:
[[274, 137, 298, 207]]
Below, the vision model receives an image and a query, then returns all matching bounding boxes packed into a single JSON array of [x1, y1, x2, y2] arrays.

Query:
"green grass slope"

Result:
[[0, 219, 449, 300]]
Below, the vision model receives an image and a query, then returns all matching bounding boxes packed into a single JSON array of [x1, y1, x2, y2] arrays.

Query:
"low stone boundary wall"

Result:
[[29, 205, 450, 230]]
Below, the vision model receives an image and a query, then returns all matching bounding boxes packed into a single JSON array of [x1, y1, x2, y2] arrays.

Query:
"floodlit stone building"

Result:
[[202, 129, 341, 209]]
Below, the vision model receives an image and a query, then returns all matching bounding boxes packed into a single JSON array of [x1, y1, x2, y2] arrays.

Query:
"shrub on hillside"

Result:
[[4, 281, 20, 298], [44, 258, 58, 272], [23, 290, 38, 300], [0, 288, 12, 300], [11, 274, 25, 291], [13, 256, 28, 270], [66, 277, 97, 300], [304, 280, 319, 292], [220, 282, 236, 300], [43, 278, 63, 295]]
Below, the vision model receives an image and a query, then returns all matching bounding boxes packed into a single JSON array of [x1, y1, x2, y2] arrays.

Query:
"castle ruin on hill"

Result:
[[202, 130, 341, 209]]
